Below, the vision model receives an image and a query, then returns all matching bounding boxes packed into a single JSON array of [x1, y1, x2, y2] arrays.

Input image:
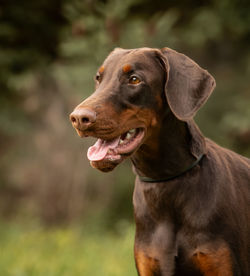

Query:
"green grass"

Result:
[[0, 222, 137, 276]]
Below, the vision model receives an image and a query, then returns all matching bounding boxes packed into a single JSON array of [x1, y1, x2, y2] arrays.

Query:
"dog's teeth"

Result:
[[126, 133, 132, 140], [108, 157, 115, 161], [119, 139, 124, 145], [129, 129, 136, 134], [119, 129, 135, 144]]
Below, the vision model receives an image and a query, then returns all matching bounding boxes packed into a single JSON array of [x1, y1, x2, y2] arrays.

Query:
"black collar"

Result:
[[138, 154, 204, 183]]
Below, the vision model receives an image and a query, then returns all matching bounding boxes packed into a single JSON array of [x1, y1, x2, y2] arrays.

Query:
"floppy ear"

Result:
[[160, 47, 216, 121]]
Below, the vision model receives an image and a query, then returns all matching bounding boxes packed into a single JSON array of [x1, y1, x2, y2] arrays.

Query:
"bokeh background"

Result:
[[0, 0, 249, 275]]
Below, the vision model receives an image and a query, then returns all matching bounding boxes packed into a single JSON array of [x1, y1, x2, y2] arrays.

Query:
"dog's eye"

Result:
[[129, 76, 141, 85], [95, 74, 101, 82]]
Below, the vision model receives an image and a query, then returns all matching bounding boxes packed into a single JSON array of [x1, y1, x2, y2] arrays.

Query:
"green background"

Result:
[[0, 0, 249, 274]]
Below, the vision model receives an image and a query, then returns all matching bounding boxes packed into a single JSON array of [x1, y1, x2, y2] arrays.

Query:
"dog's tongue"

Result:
[[87, 137, 120, 161]]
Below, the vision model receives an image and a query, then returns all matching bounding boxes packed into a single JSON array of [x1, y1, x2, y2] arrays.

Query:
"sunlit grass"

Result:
[[0, 222, 137, 276]]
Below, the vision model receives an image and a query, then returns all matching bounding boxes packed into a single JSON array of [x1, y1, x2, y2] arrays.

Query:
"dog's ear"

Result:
[[158, 47, 216, 121]]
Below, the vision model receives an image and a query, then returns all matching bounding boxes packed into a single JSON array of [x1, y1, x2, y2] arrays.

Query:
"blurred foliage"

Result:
[[0, 0, 249, 227], [0, 221, 136, 275]]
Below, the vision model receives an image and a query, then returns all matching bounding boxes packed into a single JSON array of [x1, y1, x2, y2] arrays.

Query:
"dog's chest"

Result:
[[133, 178, 177, 221], [133, 180, 204, 275]]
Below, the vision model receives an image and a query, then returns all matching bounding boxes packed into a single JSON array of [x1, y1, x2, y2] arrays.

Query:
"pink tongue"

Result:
[[87, 137, 120, 161]]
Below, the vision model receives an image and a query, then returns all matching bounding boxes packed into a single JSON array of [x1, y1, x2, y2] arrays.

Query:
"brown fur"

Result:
[[135, 250, 161, 276], [123, 64, 132, 73], [99, 65, 105, 73], [70, 47, 250, 275], [192, 243, 233, 276]]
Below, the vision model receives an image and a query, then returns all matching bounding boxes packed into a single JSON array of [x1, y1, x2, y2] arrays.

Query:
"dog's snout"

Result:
[[70, 108, 96, 130]]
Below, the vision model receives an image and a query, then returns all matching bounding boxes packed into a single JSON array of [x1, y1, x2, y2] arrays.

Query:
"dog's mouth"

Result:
[[87, 128, 145, 163]]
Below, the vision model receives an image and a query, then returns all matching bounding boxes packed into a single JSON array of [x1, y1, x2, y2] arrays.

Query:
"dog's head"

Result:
[[70, 47, 215, 172]]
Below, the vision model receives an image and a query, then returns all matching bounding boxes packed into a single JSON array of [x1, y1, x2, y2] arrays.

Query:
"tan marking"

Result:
[[192, 244, 233, 276], [151, 117, 157, 127], [135, 250, 160, 276], [120, 107, 157, 129], [99, 66, 105, 73], [123, 64, 132, 73], [76, 129, 85, 137]]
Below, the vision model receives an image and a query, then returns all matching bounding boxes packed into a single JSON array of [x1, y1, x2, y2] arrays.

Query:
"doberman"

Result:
[[70, 47, 250, 275]]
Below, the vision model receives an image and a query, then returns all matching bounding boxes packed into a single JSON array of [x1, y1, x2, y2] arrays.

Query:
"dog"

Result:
[[70, 47, 250, 275]]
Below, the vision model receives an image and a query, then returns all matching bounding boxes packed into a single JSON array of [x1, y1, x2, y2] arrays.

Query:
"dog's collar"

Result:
[[138, 154, 204, 183]]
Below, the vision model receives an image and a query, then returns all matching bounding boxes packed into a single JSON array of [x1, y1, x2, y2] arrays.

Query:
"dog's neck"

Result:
[[131, 112, 205, 179]]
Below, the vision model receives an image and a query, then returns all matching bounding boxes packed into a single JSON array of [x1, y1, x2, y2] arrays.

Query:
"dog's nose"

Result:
[[70, 108, 96, 130]]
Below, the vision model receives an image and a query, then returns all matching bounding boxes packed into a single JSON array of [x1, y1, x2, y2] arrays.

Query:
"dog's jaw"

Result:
[[87, 128, 145, 172]]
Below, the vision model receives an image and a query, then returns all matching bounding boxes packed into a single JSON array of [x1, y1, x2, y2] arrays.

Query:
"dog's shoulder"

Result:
[[205, 137, 249, 162], [204, 138, 250, 185]]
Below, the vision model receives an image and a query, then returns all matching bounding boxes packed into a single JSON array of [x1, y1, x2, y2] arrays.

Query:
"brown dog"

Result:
[[70, 47, 250, 275]]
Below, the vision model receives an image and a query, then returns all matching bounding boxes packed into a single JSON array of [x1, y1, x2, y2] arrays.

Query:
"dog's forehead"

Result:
[[102, 48, 157, 71]]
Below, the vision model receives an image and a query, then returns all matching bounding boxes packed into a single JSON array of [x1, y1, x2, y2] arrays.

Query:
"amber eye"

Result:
[[129, 75, 141, 85]]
